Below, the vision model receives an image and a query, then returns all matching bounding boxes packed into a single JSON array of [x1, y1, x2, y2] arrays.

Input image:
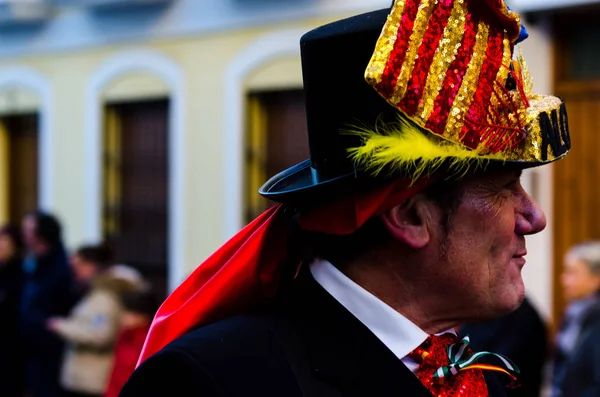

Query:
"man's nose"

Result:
[[515, 191, 547, 235]]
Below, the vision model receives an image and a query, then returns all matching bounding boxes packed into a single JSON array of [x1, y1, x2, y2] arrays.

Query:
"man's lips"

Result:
[[513, 250, 527, 258], [512, 250, 527, 268]]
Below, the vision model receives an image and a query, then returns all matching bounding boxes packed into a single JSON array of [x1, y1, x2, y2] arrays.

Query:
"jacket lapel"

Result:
[[284, 271, 432, 397], [484, 373, 508, 397]]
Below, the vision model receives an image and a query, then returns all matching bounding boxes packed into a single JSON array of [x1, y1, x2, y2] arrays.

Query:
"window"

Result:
[[245, 89, 309, 223], [103, 99, 169, 299]]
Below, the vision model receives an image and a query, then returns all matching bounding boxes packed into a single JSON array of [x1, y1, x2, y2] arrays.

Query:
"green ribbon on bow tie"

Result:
[[433, 335, 520, 381]]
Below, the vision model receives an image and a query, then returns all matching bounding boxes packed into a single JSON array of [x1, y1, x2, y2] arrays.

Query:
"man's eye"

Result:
[[504, 179, 519, 190]]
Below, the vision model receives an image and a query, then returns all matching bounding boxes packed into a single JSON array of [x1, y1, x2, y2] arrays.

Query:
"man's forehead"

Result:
[[457, 168, 523, 188]]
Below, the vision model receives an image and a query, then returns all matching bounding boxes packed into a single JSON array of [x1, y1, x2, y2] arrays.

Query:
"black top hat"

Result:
[[259, 9, 400, 203]]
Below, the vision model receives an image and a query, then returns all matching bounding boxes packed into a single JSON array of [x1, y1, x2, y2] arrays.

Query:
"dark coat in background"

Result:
[[120, 271, 508, 397], [560, 321, 600, 397], [20, 245, 78, 397], [0, 257, 24, 397], [460, 297, 549, 397], [552, 292, 600, 396]]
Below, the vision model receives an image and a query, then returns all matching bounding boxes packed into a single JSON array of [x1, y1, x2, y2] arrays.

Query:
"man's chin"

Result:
[[500, 288, 526, 316], [487, 286, 525, 319], [514, 292, 526, 310], [507, 272, 526, 307]]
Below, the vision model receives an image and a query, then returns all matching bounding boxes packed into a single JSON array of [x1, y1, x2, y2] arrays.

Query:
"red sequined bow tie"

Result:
[[409, 334, 489, 397]]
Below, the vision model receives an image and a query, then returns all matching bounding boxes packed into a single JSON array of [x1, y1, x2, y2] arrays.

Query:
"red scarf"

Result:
[[137, 177, 433, 365]]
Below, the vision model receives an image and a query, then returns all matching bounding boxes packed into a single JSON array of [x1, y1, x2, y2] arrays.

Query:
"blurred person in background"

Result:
[[551, 241, 600, 397], [108, 264, 146, 291], [20, 211, 77, 397], [0, 224, 26, 397], [460, 297, 549, 397], [47, 245, 143, 397], [105, 289, 158, 397]]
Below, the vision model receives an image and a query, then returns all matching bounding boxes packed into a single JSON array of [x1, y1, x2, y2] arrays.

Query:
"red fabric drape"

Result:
[[137, 177, 433, 365]]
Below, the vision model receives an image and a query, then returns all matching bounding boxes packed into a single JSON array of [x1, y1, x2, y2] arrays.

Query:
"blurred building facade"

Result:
[[0, 0, 596, 322]]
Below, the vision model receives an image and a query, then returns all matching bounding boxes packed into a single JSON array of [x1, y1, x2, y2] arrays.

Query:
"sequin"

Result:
[[483, 38, 519, 152], [441, 21, 489, 144], [460, 28, 505, 150], [409, 334, 489, 397], [365, 0, 407, 86], [373, 0, 420, 98], [417, 0, 468, 122], [425, 11, 477, 134], [390, 0, 437, 104], [400, 0, 455, 115]]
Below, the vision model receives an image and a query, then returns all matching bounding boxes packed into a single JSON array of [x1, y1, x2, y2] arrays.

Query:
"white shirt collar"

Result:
[[310, 258, 455, 373]]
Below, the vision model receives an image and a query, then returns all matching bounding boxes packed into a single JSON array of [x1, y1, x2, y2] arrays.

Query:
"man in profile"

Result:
[[120, 1, 571, 396]]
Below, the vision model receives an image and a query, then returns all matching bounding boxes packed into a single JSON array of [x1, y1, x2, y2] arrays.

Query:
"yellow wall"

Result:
[[104, 73, 169, 102], [0, 15, 338, 276], [246, 57, 303, 91], [0, 87, 39, 116], [0, 121, 9, 225]]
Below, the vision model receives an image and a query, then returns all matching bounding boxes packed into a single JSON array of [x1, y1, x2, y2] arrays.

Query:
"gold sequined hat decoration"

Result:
[[351, 0, 570, 177]]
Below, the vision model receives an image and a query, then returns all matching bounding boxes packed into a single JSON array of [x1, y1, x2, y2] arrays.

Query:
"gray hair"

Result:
[[566, 241, 600, 274]]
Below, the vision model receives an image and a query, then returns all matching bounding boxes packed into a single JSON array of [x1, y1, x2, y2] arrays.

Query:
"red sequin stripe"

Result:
[[425, 12, 478, 134], [460, 29, 505, 149], [399, 0, 455, 116], [376, 0, 421, 99]]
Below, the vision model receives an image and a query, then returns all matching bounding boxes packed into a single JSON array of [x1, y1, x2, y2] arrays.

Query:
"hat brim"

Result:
[[259, 153, 568, 203]]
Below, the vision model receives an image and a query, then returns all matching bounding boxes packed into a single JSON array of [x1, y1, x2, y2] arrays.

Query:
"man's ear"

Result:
[[381, 194, 432, 249]]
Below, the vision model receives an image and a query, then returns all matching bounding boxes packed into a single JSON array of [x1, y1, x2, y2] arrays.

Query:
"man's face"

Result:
[[430, 169, 546, 318], [70, 253, 98, 284], [561, 256, 600, 302]]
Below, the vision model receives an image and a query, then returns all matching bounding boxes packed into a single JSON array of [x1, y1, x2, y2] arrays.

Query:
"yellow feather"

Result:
[[346, 116, 505, 182]]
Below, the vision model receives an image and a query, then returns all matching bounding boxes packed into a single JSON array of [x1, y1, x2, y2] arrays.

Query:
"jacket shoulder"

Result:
[[166, 314, 288, 359], [119, 347, 226, 397], [122, 315, 304, 397]]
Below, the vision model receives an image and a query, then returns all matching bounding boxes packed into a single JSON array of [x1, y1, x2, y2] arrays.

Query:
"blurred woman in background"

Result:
[[0, 224, 25, 397], [552, 241, 600, 396], [47, 245, 143, 397]]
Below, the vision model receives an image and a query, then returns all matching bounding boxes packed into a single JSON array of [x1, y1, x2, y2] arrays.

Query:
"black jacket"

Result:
[[121, 271, 507, 396], [20, 246, 78, 397], [0, 257, 23, 340], [0, 257, 24, 397], [552, 292, 600, 395], [560, 321, 600, 397]]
